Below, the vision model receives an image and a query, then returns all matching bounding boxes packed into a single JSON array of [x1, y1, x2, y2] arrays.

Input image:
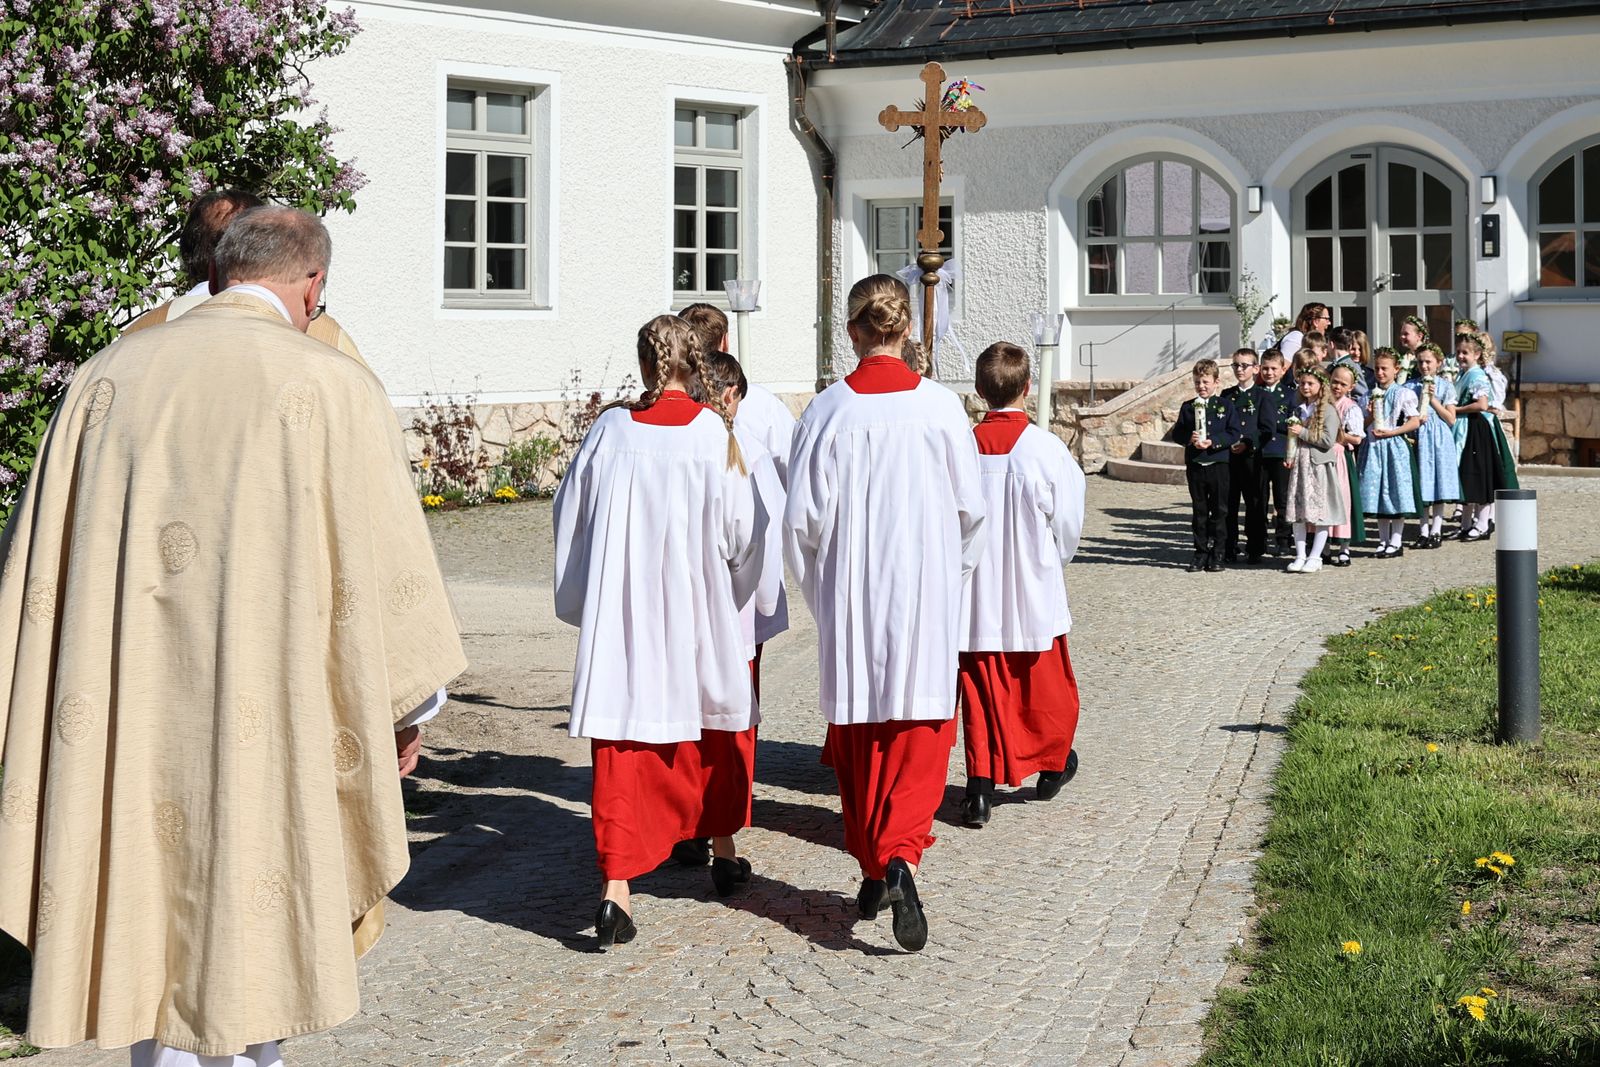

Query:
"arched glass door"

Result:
[[1293, 147, 1468, 346]]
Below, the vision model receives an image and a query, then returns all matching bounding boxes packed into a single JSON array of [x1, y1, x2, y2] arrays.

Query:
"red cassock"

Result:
[[820, 717, 958, 880], [957, 635, 1080, 787], [591, 726, 757, 881]]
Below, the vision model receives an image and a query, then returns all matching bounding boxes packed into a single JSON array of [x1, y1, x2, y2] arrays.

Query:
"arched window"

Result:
[[1531, 136, 1600, 294], [1082, 157, 1235, 303]]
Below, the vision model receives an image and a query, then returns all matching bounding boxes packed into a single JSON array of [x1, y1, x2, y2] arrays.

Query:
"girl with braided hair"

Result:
[[1405, 343, 1460, 549], [785, 274, 986, 953], [1282, 362, 1347, 572], [554, 315, 768, 949]]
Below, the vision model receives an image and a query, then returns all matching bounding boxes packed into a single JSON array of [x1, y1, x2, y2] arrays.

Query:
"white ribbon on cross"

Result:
[[895, 259, 968, 378]]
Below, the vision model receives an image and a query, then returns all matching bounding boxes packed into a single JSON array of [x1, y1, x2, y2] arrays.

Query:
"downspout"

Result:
[[787, 34, 837, 387]]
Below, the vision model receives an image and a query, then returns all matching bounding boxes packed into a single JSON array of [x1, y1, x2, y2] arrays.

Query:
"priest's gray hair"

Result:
[[213, 206, 332, 285]]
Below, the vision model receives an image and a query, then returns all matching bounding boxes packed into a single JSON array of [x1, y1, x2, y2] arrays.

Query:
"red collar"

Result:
[[974, 410, 1030, 455], [844, 354, 921, 394], [630, 389, 705, 426]]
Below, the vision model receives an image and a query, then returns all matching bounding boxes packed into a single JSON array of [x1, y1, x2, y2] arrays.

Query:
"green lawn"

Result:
[[1204, 564, 1600, 1065]]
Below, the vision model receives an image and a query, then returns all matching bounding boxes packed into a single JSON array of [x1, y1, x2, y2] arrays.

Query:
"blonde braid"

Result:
[[901, 337, 929, 377], [603, 317, 678, 414], [1308, 373, 1334, 448], [690, 343, 746, 475]]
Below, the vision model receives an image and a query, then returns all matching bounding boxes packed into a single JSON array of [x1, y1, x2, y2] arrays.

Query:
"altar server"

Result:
[[554, 315, 766, 949], [124, 189, 368, 366], [957, 342, 1085, 828], [0, 207, 466, 1064], [784, 274, 985, 953]]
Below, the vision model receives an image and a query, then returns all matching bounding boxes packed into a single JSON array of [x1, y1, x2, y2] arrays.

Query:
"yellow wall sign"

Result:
[[1502, 331, 1539, 354]]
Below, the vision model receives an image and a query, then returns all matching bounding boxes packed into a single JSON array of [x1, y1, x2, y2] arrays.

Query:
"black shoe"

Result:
[[1247, 554, 1264, 566], [1373, 547, 1394, 560], [884, 858, 928, 952], [1331, 552, 1352, 567], [595, 900, 636, 950], [1488, 520, 1495, 535], [1463, 529, 1489, 543], [1186, 554, 1205, 573], [671, 838, 711, 868], [959, 792, 991, 828], [1036, 750, 1079, 801], [1410, 538, 1433, 551], [858, 877, 887, 920], [1205, 558, 1225, 573], [710, 856, 752, 897]]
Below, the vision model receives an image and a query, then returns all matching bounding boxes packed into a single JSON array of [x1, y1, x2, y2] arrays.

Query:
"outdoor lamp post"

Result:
[[724, 279, 761, 370], [1029, 311, 1065, 431]]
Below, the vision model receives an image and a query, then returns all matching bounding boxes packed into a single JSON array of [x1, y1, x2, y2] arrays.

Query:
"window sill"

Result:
[[1515, 297, 1600, 307], [442, 301, 549, 312], [1071, 301, 1236, 312]]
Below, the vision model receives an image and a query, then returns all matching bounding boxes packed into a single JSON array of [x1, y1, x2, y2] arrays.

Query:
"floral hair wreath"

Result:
[[1373, 346, 1401, 363], [1404, 314, 1429, 338], [1454, 317, 1480, 334], [1420, 341, 1446, 358]]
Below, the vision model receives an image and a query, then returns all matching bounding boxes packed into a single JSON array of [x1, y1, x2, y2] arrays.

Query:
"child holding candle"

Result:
[[1406, 343, 1459, 549], [1326, 363, 1366, 566], [1360, 349, 1424, 559], [1255, 351, 1297, 558], [1282, 363, 1346, 573], [1167, 358, 1242, 572]]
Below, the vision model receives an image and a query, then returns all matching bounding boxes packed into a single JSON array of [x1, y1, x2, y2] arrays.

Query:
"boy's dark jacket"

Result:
[[1168, 395, 1242, 465], [1255, 380, 1297, 458], [1221, 383, 1268, 450]]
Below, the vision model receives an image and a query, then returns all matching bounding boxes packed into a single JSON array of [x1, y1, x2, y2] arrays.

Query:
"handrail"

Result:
[[1075, 296, 1205, 405]]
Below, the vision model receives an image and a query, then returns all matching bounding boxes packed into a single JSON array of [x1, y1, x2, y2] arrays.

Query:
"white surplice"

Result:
[[960, 419, 1086, 653], [783, 373, 986, 725], [554, 403, 764, 742], [734, 382, 798, 645], [735, 427, 786, 665]]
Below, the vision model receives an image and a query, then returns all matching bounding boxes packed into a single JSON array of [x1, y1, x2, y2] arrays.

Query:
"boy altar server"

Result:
[[784, 274, 985, 953], [957, 343, 1086, 828], [0, 207, 466, 1064]]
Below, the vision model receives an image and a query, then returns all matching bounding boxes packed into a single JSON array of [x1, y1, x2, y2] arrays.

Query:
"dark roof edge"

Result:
[[799, 6, 1596, 69]]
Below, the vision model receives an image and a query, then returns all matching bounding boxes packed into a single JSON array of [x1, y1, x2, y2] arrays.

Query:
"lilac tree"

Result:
[[0, 0, 365, 519]]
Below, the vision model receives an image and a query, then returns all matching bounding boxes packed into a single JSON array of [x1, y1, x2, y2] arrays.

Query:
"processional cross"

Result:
[[877, 61, 987, 375]]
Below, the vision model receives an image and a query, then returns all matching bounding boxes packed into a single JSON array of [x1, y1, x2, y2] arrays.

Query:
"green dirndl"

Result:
[[1489, 416, 1520, 491], [1345, 447, 1367, 543]]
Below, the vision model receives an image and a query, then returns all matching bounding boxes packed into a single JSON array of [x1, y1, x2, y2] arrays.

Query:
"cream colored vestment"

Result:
[[124, 288, 369, 369], [0, 292, 466, 1054]]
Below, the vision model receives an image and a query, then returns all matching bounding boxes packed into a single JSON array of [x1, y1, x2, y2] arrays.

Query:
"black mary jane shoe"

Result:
[[595, 900, 636, 950], [884, 858, 928, 952], [959, 792, 992, 828], [711, 856, 753, 897], [858, 876, 887, 920], [671, 837, 711, 868], [1331, 552, 1352, 568], [1463, 529, 1490, 543], [1372, 547, 1394, 561], [1036, 749, 1079, 801], [1410, 539, 1433, 552]]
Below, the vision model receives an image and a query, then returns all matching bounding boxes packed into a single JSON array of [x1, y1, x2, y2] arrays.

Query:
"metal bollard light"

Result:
[[1495, 489, 1540, 745]]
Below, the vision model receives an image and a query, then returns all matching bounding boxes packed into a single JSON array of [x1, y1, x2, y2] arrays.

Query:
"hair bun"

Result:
[[861, 291, 910, 337]]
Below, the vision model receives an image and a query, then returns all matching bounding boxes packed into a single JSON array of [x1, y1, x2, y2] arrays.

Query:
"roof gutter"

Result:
[[787, 25, 840, 388]]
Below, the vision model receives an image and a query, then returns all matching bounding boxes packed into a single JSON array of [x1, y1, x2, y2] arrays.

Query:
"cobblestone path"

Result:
[[31, 476, 1599, 1066]]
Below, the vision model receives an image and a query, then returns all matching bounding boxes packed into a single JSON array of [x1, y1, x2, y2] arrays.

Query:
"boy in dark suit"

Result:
[[1168, 359, 1242, 573], [1221, 348, 1267, 564], [1255, 350, 1296, 556]]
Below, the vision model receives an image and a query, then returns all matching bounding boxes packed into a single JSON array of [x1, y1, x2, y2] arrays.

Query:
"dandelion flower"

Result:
[[1475, 857, 1490, 867], [1480, 987, 1497, 998], [1340, 940, 1362, 956], [1368, 651, 1380, 657], [1490, 851, 1515, 866], [1488, 864, 1504, 876], [1425, 606, 1433, 612], [1467, 1003, 1487, 1021], [1461, 901, 1471, 915], [1423, 665, 1435, 672], [1426, 743, 1439, 753], [1458, 994, 1489, 1009]]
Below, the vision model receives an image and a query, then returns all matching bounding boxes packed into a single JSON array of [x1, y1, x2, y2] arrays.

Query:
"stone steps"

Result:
[[1104, 440, 1187, 485]]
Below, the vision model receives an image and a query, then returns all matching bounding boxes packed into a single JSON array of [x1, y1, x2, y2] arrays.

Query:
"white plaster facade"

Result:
[[809, 16, 1600, 386], [311, 0, 846, 405]]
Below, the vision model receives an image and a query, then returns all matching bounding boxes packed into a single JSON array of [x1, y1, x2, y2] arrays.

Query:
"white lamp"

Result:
[[723, 279, 761, 371], [1247, 185, 1263, 214], [1480, 175, 1498, 206], [1029, 311, 1065, 431]]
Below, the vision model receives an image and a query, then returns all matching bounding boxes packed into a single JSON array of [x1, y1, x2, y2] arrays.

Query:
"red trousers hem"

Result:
[[957, 634, 1080, 788], [821, 717, 957, 880]]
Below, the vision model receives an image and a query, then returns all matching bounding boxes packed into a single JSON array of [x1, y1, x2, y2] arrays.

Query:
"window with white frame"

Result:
[[444, 82, 538, 305], [1082, 158, 1235, 302], [1531, 136, 1600, 294], [673, 105, 748, 301], [869, 199, 954, 275]]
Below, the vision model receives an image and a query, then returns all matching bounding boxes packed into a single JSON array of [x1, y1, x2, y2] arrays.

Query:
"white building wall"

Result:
[[311, 1, 830, 404], [811, 16, 1600, 385]]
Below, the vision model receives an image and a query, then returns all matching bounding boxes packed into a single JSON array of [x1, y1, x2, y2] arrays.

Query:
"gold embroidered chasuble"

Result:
[[0, 292, 466, 1054]]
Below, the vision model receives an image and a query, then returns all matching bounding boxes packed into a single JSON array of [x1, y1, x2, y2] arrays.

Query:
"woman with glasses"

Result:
[[1277, 302, 1332, 362]]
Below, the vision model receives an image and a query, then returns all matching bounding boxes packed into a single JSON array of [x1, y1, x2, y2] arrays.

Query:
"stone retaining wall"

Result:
[[1517, 382, 1600, 467]]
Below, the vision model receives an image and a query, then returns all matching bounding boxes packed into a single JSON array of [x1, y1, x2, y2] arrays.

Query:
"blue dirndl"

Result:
[[1361, 388, 1416, 517], [1408, 377, 1461, 505]]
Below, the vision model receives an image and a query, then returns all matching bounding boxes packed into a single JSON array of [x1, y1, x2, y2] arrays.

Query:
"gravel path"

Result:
[[29, 476, 1599, 1066]]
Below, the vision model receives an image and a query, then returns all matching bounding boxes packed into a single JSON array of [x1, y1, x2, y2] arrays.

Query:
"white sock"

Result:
[[1388, 521, 1406, 551], [1473, 504, 1492, 534], [1483, 502, 1496, 525], [1428, 505, 1445, 537], [1377, 518, 1393, 549], [1293, 521, 1308, 562], [1309, 528, 1329, 560], [1460, 503, 1478, 532]]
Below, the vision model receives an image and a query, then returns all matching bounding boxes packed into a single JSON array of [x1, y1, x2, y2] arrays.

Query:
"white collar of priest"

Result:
[[223, 283, 294, 324], [184, 280, 210, 299]]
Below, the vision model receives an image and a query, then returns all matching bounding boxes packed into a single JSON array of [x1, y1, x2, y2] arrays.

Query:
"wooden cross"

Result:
[[878, 61, 987, 372]]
